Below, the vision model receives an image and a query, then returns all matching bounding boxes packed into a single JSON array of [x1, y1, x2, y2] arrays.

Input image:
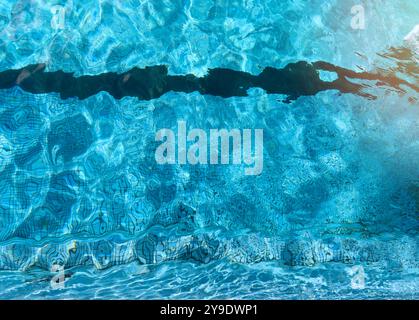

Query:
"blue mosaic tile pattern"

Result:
[[0, 0, 418, 299]]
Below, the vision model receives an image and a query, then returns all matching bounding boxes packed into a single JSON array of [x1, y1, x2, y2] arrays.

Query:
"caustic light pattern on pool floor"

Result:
[[0, 0, 418, 299]]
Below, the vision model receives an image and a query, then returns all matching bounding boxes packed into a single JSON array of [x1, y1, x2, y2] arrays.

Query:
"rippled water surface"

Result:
[[0, 0, 418, 299], [1, 261, 418, 300]]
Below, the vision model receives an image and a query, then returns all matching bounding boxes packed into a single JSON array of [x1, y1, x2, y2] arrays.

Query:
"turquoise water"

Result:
[[1, 261, 418, 299], [0, 0, 418, 299]]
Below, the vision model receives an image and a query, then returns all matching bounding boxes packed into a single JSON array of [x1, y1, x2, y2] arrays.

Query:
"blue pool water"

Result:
[[0, 0, 418, 299]]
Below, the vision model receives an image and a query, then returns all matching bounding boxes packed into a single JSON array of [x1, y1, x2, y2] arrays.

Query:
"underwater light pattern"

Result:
[[0, 0, 418, 299]]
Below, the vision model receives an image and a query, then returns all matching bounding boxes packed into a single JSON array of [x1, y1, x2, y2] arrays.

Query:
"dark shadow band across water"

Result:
[[0, 51, 417, 103]]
